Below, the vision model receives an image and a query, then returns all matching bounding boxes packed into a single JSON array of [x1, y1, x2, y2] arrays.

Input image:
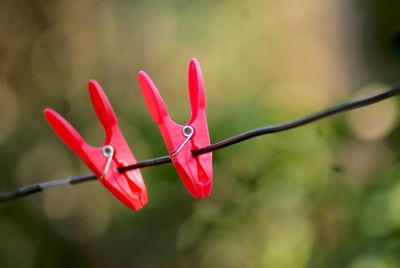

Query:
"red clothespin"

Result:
[[44, 80, 148, 211], [137, 58, 213, 198]]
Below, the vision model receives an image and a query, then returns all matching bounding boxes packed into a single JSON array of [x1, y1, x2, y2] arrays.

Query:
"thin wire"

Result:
[[193, 84, 400, 156], [118, 155, 171, 173], [0, 173, 95, 202], [1, 84, 400, 202]]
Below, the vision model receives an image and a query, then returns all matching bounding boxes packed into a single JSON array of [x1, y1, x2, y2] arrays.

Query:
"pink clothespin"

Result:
[[44, 80, 148, 210], [137, 58, 213, 198]]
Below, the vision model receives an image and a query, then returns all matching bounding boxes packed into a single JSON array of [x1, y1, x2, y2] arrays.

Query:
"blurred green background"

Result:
[[1, 0, 400, 267]]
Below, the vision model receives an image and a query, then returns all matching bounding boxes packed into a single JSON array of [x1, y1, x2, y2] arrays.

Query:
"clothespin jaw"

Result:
[[138, 58, 213, 198], [44, 80, 148, 211]]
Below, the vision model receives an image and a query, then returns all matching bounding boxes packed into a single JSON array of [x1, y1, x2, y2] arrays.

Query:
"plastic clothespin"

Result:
[[44, 80, 148, 211], [137, 58, 213, 198]]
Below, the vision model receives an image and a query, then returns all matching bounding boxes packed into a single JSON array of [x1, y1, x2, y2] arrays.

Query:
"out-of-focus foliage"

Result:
[[1, 0, 400, 267]]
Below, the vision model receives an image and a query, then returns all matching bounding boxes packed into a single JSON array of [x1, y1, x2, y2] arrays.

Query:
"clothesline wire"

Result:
[[1, 84, 400, 202]]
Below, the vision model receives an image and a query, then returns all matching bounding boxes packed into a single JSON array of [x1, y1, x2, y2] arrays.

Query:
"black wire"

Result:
[[118, 155, 171, 173], [0, 156, 173, 202], [193, 84, 400, 156], [0, 173, 96, 202], [1, 84, 400, 202], [0, 157, 173, 202]]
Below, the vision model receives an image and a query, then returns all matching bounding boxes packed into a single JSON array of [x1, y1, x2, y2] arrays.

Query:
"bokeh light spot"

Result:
[[43, 186, 79, 220], [347, 83, 398, 141], [16, 141, 75, 186]]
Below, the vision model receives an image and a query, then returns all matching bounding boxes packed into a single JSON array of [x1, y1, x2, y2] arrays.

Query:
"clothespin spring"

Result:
[[100, 145, 114, 179], [171, 126, 194, 157]]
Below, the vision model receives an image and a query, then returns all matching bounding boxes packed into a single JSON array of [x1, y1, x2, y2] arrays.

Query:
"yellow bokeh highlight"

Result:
[[347, 83, 398, 141]]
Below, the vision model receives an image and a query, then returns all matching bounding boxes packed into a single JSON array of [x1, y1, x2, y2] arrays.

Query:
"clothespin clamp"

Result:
[[44, 80, 148, 211], [138, 58, 213, 198]]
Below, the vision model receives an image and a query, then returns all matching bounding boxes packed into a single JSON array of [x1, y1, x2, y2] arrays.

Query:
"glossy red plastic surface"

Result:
[[138, 58, 213, 198], [44, 81, 147, 211]]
